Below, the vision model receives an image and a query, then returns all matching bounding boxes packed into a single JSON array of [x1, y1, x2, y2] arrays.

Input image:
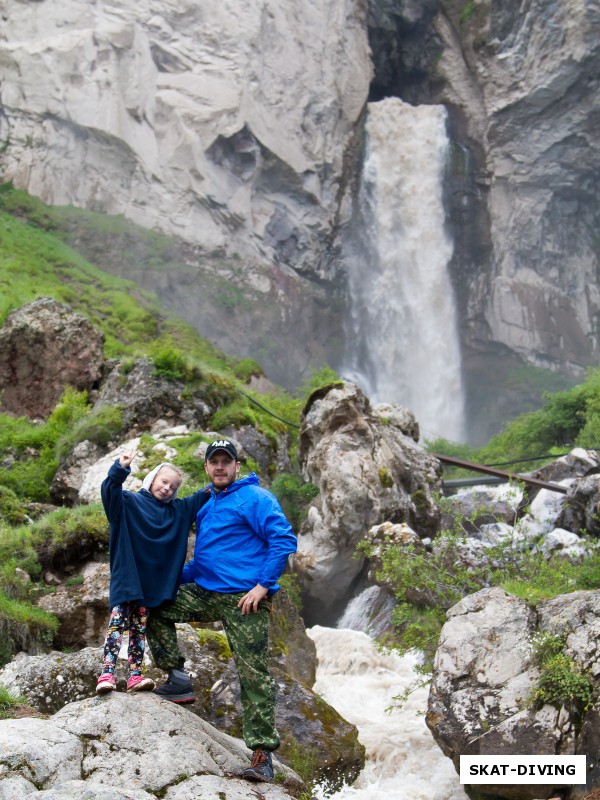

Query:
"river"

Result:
[[307, 626, 468, 800]]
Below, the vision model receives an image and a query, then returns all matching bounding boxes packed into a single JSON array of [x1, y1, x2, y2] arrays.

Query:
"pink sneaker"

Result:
[[96, 673, 116, 694], [127, 675, 155, 693]]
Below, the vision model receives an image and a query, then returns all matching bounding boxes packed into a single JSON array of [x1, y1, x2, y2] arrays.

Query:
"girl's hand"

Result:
[[119, 451, 137, 468]]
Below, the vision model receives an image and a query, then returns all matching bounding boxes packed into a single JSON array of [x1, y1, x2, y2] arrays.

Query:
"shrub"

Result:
[[0, 387, 91, 501], [530, 633, 594, 712], [210, 400, 257, 430], [360, 491, 600, 675], [57, 403, 123, 458], [0, 486, 28, 525], [150, 339, 191, 382], [28, 504, 109, 570], [233, 358, 264, 382], [271, 474, 319, 533]]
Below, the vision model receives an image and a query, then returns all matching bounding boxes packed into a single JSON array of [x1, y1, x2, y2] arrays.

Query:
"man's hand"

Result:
[[238, 584, 269, 614], [118, 451, 137, 468]]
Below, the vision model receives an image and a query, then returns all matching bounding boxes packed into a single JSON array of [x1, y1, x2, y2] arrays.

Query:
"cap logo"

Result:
[[211, 439, 231, 448]]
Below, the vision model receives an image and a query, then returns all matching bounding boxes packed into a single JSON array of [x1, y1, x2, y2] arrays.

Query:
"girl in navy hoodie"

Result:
[[96, 452, 209, 694]]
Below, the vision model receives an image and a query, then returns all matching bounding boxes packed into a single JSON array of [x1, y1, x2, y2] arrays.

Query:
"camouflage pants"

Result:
[[146, 582, 279, 751]]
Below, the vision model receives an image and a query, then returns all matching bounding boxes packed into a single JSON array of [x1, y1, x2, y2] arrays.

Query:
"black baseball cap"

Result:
[[205, 439, 238, 461]]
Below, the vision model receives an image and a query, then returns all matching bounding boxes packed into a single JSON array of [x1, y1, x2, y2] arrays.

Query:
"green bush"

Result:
[[360, 492, 600, 673], [210, 400, 258, 430], [0, 387, 91, 501], [151, 339, 190, 382], [530, 633, 594, 712], [271, 474, 319, 533], [233, 358, 264, 382], [0, 591, 58, 667], [0, 487, 28, 526], [28, 504, 109, 570], [57, 403, 123, 458]]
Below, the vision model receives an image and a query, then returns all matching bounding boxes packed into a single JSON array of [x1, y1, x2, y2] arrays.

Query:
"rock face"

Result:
[[0, 693, 303, 798], [37, 562, 111, 650], [296, 381, 442, 624], [0, 0, 372, 389], [1, 0, 598, 430], [0, 615, 364, 790], [371, 0, 600, 439], [0, 298, 106, 418], [427, 587, 600, 800]]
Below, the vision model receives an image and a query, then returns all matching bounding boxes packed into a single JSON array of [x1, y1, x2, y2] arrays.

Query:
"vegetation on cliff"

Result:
[[0, 184, 331, 665], [3, 182, 600, 691]]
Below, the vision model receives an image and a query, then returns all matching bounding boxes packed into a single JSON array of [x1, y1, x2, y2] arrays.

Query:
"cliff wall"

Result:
[[2, 0, 599, 439]]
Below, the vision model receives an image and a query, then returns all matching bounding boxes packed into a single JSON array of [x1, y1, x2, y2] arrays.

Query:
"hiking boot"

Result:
[[242, 748, 274, 783], [96, 673, 116, 695], [127, 675, 155, 693], [152, 668, 196, 704]]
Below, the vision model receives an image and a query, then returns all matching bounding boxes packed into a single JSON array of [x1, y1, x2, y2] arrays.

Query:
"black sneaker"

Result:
[[152, 668, 196, 704], [242, 748, 274, 783]]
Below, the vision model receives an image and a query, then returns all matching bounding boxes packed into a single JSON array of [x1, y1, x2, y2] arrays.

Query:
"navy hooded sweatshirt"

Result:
[[101, 460, 210, 608]]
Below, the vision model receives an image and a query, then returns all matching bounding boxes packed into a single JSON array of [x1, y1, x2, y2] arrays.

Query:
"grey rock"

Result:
[[557, 474, 600, 538], [50, 440, 105, 507], [296, 381, 442, 623], [427, 587, 600, 800], [0, 647, 107, 713], [96, 361, 184, 433], [0, 298, 106, 419], [0, 693, 304, 797], [37, 562, 111, 649], [0, 717, 83, 786]]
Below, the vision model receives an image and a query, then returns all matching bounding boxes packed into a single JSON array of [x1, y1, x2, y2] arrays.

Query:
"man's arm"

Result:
[[238, 490, 297, 614]]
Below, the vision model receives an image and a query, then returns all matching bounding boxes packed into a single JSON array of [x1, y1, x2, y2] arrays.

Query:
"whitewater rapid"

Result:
[[307, 626, 468, 800]]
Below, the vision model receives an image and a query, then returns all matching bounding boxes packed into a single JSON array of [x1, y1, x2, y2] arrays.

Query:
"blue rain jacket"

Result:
[[101, 460, 210, 608], [181, 472, 297, 594]]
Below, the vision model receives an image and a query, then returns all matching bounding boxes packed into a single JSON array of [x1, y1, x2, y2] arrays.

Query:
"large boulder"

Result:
[[427, 587, 600, 800], [0, 612, 362, 790], [0, 647, 107, 714], [95, 361, 188, 433], [296, 381, 442, 624], [0, 693, 303, 798], [0, 298, 106, 419], [37, 562, 111, 650], [557, 474, 600, 539]]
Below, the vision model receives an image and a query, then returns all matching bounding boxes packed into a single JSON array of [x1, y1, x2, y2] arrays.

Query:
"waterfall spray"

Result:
[[342, 98, 465, 443]]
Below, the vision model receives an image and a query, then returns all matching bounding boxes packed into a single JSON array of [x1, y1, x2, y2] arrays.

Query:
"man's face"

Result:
[[150, 466, 182, 502], [204, 451, 240, 490]]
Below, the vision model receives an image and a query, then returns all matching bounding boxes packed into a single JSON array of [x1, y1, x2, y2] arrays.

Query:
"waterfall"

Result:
[[342, 98, 465, 443], [336, 585, 395, 639], [307, 626, 468, 800]]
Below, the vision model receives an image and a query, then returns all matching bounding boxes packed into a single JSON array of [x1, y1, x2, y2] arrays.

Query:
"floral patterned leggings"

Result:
[[100, 603, 149, 677]]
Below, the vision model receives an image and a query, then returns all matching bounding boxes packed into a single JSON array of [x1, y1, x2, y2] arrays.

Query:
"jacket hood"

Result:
[[141, 462, 181, 501]]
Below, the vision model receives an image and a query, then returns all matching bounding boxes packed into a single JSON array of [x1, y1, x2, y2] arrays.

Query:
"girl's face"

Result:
[[150, 466, 182, 502]]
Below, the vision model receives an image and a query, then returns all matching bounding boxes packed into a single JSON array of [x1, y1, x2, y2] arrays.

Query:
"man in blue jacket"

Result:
[[147, 439, 298, 784]]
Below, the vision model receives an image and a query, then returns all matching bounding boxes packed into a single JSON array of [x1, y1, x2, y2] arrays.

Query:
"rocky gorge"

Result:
[[3, 299, 600, 800], [1, 0, 599, 441]]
